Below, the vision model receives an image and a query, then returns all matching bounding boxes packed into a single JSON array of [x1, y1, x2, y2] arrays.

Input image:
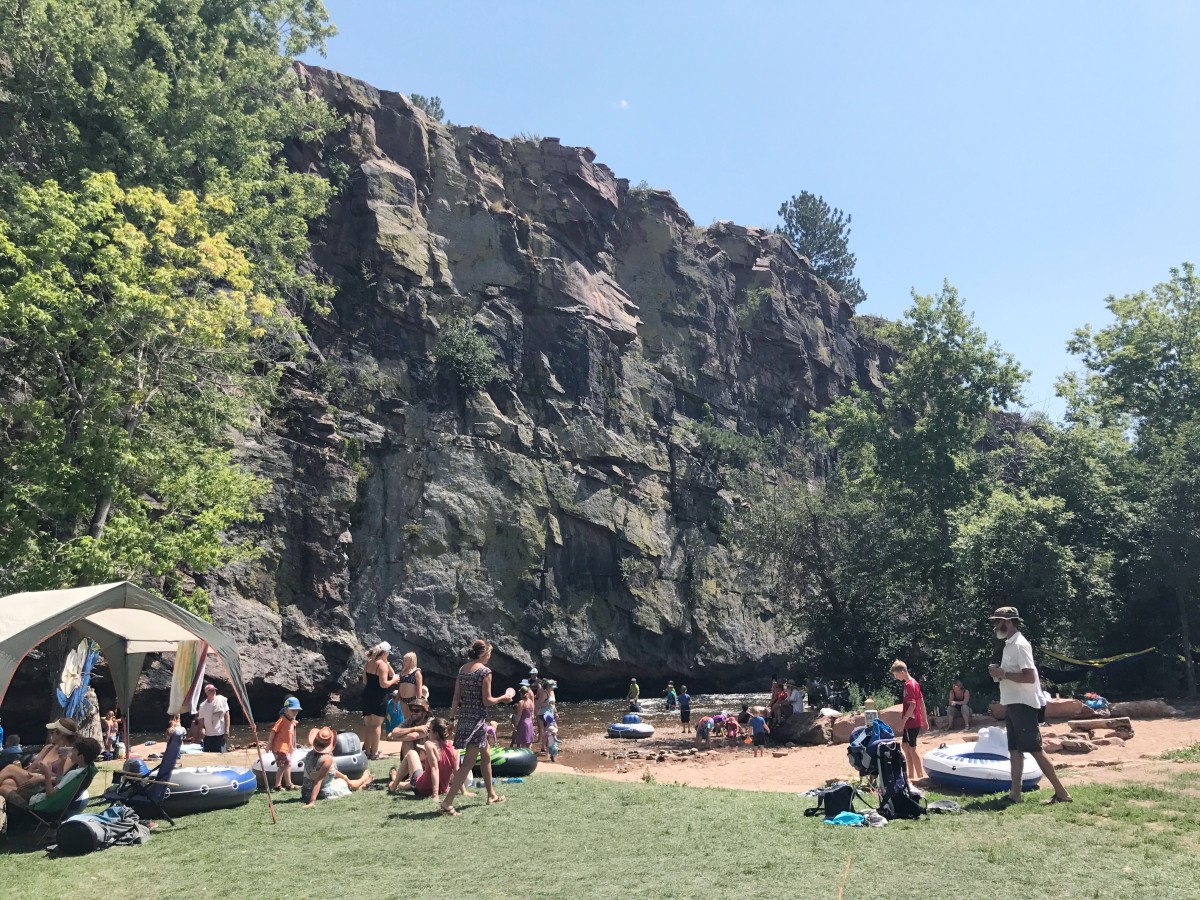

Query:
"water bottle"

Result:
[[864, 697, 878, 724]]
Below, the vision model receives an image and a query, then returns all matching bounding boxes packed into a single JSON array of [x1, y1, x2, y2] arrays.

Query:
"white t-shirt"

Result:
[[199, 695, 230, 736], [787, 688, 805, 709], [999, 632, 1041, 708]]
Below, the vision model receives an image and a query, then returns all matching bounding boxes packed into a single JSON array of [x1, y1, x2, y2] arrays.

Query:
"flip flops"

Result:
[[1042, 795, 1073, 805]]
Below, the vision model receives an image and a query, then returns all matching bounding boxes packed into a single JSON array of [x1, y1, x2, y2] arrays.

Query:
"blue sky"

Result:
[[305, 2, 1200, 419]]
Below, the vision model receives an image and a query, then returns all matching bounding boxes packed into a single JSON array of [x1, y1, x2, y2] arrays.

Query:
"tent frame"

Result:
[[0, 581, 276, 823]]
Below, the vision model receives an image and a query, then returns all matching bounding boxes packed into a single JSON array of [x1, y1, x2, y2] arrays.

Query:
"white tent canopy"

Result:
[[0, 581, 254, 727]]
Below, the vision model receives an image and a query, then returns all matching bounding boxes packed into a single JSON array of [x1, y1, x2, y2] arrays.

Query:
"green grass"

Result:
[[1161, 741, 1200, 762], [5, 761, 1200, 899]]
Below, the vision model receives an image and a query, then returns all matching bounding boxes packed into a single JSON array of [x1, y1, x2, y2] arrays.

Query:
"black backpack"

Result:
[[804, 782, 868, 819], [873, 740, 926, 821]]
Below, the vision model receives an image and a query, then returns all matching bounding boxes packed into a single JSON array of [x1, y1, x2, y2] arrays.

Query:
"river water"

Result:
[[134, 692, 768, 746]]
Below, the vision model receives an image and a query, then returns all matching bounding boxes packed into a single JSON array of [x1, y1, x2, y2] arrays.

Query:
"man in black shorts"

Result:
[[988, 606, 1072, 805]]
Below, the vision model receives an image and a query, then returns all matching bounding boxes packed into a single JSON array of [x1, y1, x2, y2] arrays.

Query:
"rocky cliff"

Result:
[[200, 64, 895, 708]]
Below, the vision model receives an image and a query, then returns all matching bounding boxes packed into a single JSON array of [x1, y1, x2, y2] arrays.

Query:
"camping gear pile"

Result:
[[806, 719, 927, 826]]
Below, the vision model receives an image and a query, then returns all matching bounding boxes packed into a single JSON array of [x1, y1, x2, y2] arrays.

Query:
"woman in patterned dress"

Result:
[[438, 639, 515, 815]]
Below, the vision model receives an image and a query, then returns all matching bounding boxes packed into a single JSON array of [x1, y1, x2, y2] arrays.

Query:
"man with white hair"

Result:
[[987, 606, 1071, 805], [198, 683, 231, 753]]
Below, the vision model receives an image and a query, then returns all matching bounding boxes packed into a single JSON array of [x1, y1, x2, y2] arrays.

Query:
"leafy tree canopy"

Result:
[[0, 174, 284, 610]]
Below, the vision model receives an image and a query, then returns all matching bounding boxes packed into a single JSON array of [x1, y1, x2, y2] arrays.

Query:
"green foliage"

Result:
[[0, 0, 338, 311], [693, 422, 773, 469], [1065, 264, 1200, 694], [0, 174, 275, 594], [776, 191, 866, 306], [435, 316, 504, 393], [736, 287, 773, 327], [410, 93, 445, 122], [1161, 743, 1200, 762], [513, 131, 543, 142], [0, 2, 338, 607]]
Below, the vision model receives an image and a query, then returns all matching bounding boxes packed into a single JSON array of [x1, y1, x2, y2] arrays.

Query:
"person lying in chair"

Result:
[[1, 737, 101, 808]]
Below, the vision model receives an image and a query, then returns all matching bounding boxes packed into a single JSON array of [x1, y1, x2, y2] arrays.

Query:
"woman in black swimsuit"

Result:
[[361, 642, 399, 760], [397, 652, 424, 719]]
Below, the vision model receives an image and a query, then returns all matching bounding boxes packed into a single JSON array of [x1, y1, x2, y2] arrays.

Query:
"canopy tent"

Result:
[[0, 581, 254, 724], [0, 581, 278, 823]]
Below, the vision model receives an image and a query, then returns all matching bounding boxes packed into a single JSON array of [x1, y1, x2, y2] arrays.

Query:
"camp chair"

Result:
[[101, 731, 182, 825], [5, 763, 98, 843]]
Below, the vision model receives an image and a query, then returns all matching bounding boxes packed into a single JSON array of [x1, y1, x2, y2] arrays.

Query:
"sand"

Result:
[[540, 709, 1200, 793]]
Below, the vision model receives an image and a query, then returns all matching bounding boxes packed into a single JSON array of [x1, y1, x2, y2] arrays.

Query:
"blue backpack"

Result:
[[846, 719, 894, 777]]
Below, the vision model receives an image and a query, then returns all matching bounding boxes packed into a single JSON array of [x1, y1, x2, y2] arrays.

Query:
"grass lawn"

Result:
[[5, 760, 1200, 899]]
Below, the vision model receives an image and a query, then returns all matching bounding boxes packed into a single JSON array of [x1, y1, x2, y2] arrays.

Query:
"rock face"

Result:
[[198, 64, 895, 710]]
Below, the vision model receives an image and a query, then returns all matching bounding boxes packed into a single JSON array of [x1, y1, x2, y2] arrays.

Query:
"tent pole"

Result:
[[250, 722, 278, 825], [222, 652, 277, 824]]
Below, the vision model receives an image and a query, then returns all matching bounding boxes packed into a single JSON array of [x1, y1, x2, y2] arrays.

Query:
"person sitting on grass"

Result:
[[388, 698, 431, 744], [388, 717, 458, 799], [302, 725, 372, 807], [945, 680, 972, 731], [749, 708, 770, 757]]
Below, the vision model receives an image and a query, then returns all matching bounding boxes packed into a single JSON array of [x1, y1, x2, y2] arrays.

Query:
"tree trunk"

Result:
[[1177, 580, 1197, 698]]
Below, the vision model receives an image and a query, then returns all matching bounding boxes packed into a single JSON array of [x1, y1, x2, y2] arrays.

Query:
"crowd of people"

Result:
[[0, 604, 1063, 820]]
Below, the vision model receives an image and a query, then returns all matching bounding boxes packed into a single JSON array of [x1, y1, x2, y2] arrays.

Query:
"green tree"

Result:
[[816, 283, 1026, 609], [0, 0, 338, 308], [410, 93, 445, 122], [0, 175, 283, 609], [776, 191, 866, 306], [1065, 264, 1200, 694]]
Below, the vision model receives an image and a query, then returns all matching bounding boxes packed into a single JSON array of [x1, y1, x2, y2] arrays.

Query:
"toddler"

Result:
[[270, 696, 302, 790]]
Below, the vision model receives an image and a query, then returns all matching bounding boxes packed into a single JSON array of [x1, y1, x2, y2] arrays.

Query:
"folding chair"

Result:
[[6, 763, 98, 843], [101, 731, 182, 825]]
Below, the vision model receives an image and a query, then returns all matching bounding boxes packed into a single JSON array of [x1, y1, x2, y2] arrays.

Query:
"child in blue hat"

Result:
[[270, 696, 302, 791]]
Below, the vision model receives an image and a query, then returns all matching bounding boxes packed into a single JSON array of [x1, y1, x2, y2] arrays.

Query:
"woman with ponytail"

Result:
[[439, 639, 514, 815]]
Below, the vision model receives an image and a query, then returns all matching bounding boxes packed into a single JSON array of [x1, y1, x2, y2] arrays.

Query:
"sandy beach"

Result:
[[113, 705, 1200, 798]]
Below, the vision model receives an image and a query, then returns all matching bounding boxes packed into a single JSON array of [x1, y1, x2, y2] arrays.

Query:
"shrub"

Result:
[[435, 317, 503, 392]]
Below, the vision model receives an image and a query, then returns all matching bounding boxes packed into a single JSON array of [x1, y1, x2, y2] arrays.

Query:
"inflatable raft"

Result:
[[128, 766, 256, 817], [923, 726, 1043, 793], [251, 732, 368, 789], [607, 722, 655, 739], [460, 746, 539, 777]]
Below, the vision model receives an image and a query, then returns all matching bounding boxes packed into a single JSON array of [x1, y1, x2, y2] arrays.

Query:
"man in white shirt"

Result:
[[197, 683, 231, 753], [987, 607, 1071, 805]]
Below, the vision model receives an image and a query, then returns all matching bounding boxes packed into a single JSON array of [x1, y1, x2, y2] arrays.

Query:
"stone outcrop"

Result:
[[195, 64, 896, 710]]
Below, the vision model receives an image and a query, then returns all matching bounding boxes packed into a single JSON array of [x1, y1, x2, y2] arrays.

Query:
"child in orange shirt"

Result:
[[270, 696, 301, 790]]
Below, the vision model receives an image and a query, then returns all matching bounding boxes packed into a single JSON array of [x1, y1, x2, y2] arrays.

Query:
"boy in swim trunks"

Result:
[[678, 685, 692, 733], [749, 709, 769, 757]]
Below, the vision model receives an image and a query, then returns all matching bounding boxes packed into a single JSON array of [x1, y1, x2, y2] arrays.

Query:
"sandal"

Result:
[[1042, 795, 1073, 805], [438, 806, 460, 816], [487, 794, 507, 805]]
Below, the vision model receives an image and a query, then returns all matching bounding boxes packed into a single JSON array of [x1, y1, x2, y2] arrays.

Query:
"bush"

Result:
[[435, 317, 503, 392]]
